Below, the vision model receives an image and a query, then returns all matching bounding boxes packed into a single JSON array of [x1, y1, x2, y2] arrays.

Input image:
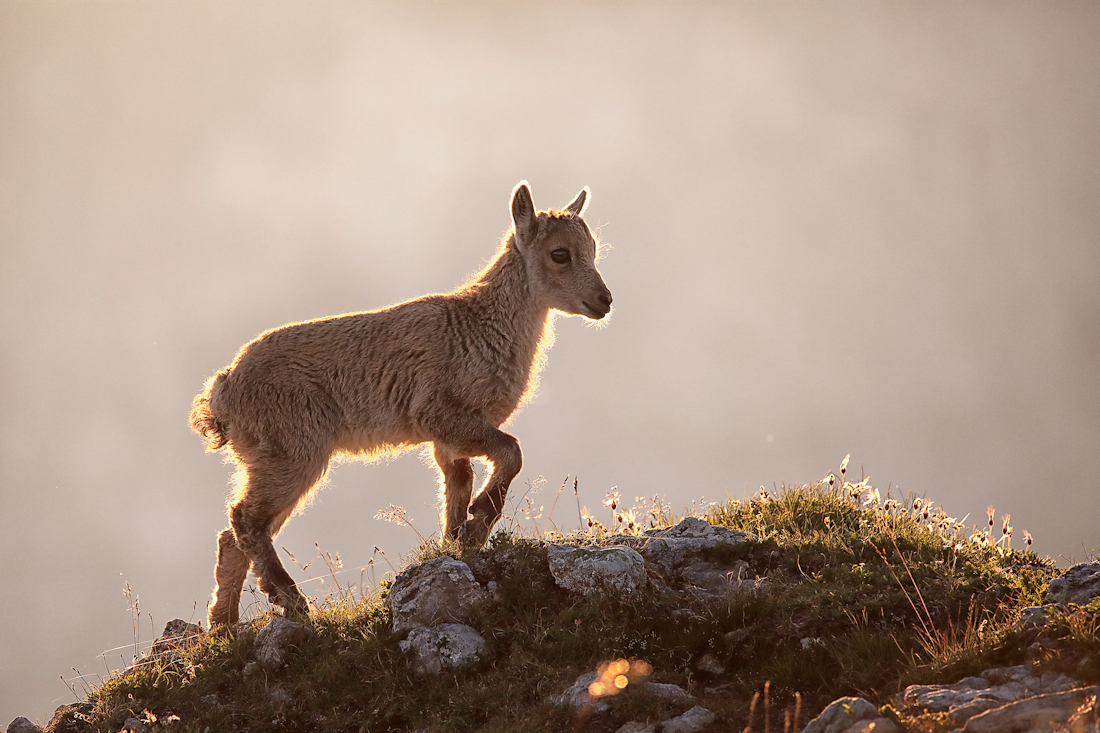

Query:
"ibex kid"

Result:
[[190, 182, 612, 626]]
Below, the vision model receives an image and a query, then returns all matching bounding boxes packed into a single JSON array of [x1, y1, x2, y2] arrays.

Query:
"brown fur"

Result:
[[191, 182, 612, 626]]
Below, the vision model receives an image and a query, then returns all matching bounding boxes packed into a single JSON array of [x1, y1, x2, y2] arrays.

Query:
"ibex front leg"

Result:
[[433, 444, 475, 540], [428, 413, 522, 548]]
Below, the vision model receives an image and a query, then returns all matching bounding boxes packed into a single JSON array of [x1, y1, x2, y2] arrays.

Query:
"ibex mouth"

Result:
[[582, 300, 612, 319]]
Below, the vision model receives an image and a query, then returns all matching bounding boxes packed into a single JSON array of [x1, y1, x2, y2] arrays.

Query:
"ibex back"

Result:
[[191, 182, 612, 626]]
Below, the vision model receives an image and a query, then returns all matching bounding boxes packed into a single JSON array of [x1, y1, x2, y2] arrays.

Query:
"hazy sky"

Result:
[[2, 1, 1098, 724]]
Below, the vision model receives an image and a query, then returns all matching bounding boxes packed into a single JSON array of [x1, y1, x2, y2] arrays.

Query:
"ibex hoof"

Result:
[[208, 605, 236, 628], [270, 589, 310, 620], [456, 517, 493, 548]]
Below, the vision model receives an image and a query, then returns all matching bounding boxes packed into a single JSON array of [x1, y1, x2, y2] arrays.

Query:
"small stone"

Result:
[[802, 696, 879, 733], [398, 623, 485, 675], [1018, 604, 1057, 629], [661, 706, 716, 733], [46, 703, 94, 733], [150, 619, 204, 657], [7, 718, 41, 733], [269, 686, 293, 705], [614, 722, 655, 733], [121, 718, 148, 733], [680, 560, 755, 597], [724, 628, 750, 648], [695, 653, 726, 675], [547, 545, 647, 596], [842, 719, 898, 733], [1026, 636, 1060, 661], [252, 617, 315, 670]]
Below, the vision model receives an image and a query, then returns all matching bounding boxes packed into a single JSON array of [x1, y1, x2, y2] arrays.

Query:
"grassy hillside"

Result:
[[38, 469, 1100, 732]]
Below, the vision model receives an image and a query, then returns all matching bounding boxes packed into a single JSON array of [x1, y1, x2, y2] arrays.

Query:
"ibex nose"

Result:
[[584, 285, 613, 319]]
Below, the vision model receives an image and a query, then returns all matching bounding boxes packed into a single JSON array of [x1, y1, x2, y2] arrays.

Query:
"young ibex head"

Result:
[[510, 181, 613, 321]]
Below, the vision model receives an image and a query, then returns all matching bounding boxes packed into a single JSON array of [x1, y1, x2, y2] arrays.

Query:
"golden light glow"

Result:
[[587, 658, 653, 700]]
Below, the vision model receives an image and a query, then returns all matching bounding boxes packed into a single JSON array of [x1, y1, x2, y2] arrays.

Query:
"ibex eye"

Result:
[[550, 249, 571, 264]]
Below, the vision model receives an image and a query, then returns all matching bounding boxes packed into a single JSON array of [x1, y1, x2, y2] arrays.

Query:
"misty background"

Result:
[[2, 1, 1098, 724]]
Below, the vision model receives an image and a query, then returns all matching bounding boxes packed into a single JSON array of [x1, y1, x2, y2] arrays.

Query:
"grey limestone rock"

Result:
[[269, 686, 294, 705], [614, 722, 655, 733], [612, 708, 715, 733], [630, 517, 756, 598], [398, 623, 486, 675], [842, 720, 899, 733], [660, 705, 717, 733], [694, 653, 726, 675], [252, 616, 315, 670], [7, 718, 41, 733], [46, 702, 95, 733], [548, 545, 647, 596], [1045, 562, 1100, 606], [149, 618, 205, 664], [120, 718, 148, 733], [386, 556, 490, 635], [1018, 604, 1058, 629], [638, 517, 753, 569], [644, 681, 695, 706], [557, 671, 694, 714], [558, 671, 611, 713], [953, 685, 1100, 733], [902, 665, 1080, 726], [801, 697, 880, 733]]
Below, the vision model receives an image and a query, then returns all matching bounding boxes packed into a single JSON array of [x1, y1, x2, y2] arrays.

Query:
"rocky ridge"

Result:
[[10, 512, 1100, 732]]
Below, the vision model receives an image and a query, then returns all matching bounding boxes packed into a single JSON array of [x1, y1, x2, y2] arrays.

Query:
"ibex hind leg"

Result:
[[227, 454, 328, 620], [209, 528, 250, 626]]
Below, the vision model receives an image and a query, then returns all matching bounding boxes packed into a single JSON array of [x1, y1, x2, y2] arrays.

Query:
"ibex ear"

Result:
[[510, 181, 538, 251], [564, 187, 589, 217]]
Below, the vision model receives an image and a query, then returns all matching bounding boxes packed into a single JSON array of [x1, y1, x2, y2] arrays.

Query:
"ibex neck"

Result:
[[471, 238, 548, 335], [458, 236, 556, 418]]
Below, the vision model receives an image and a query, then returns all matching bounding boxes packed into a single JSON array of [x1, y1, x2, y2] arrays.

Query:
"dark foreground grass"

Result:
[[50, 474, 1094, 733]]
